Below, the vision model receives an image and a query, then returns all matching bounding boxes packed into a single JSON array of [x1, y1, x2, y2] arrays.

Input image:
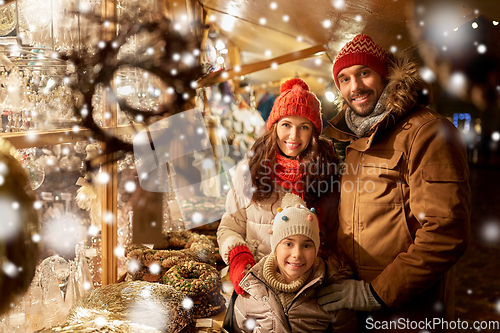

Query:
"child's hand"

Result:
[[228, 245, 256, 295]]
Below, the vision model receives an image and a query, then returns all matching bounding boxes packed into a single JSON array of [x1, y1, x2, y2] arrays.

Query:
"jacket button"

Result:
[[366, 140, 369, 144], [244, 282, 249, 287], [262, 296, 268, 302], [302, 293, 307, 297]]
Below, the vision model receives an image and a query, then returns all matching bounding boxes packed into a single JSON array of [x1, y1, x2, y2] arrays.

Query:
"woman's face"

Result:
[[276, 116, 314, 157], [275, 234, 316, 283]]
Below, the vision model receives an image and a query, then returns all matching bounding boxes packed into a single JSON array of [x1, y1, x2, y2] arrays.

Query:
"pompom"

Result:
[[307, 214, 314, 221], [281, 193, 306, 208], [280, 78, 309, 93]]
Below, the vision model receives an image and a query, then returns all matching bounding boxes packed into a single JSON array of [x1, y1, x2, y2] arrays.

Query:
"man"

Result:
[[318, 34, 471, 330]]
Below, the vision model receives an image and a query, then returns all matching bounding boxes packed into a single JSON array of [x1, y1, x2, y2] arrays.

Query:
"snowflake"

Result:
[[114, 246, 125, 258], [245, 318, 257, 330], [2, 261, 18, 278], [182, 297, 194, 310], [94, 316, 107, 327], [88, 225, 100, 237], [420, 67, 435, 83], [0, 198, 22, 241], [149, 262, 161, 274], [222, 281, 234, 293], [192, 212, 204, 224], [124, 181, 137, 193], [32, 233, 41, 243], [481, 221, 500, 243], [332, 0, 346, 10], [128, 259, 140, 273], [98, 172, 110, 184]]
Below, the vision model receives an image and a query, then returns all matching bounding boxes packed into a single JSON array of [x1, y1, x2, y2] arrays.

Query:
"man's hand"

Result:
[[317, 279, 382, 312]]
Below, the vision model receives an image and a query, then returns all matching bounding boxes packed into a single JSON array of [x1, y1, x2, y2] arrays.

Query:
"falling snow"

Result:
[[98, 172, 110, 184], [2, 261, 18, 278], [182, 297, 194, 310], [192, 212, 204, 224], [332, 0, 346, 10], [114, 246, 126, 257], [420, 67, 436, 83], [245, 318, 257, 330], [481, 221, 500, 243], [128, 260, 140, 273], [124, 181, 137, 193], [0, 198, 21, 241], [149, 262, 161, 274]]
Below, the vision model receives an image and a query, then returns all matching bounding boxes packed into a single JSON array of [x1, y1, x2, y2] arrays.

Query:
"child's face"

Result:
[[275, 234, 316, 283]]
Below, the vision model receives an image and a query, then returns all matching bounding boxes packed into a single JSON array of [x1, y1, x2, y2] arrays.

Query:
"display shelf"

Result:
[[0, 123, 146, 149]]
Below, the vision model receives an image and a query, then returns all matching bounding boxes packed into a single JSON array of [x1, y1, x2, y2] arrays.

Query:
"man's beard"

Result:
[[345, 89, 378, 117]]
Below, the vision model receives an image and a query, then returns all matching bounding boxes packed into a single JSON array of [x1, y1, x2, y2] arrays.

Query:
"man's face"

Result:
[[337, 65, 385, 117]]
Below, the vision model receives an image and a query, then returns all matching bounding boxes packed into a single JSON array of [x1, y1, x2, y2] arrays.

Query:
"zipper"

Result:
[[247, 272, 293, 331]]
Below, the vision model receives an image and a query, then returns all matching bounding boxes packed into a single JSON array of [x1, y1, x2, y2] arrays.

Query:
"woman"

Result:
[[217, 78, 342, 295]]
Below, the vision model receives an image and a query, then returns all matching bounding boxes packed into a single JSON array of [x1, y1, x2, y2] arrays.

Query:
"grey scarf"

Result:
[[345, 88, 390, 137]]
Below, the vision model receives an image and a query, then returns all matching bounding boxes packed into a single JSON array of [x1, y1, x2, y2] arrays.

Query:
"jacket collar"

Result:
[[325, 55, 430, 143]]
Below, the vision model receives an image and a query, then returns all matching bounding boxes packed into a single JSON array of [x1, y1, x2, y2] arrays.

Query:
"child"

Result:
[[227, 193, 357, 333]]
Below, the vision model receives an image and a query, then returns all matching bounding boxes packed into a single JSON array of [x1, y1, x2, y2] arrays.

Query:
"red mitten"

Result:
[[228, 245, 255, 295]]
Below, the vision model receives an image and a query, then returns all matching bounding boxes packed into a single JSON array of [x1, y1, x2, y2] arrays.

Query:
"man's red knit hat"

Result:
[[332, 34, 388, 89], [267, 78, 322, 133]]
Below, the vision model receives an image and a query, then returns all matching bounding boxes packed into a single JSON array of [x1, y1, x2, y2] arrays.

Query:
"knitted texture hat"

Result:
[[332, 34, 388, 89], [267, 78, 322, 133], [270, 193, 320, 255]]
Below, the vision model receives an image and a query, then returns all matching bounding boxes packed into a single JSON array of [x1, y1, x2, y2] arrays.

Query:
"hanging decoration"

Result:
[[0, 2, 16, 36], [60, 7, 212, 171]]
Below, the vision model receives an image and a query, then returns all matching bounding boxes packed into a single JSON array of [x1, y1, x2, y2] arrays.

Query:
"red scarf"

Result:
[[274, 151, 305, 198]]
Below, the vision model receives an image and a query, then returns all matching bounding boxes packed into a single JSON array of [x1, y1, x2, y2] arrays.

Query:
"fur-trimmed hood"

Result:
[[383, 54, 431, 117]]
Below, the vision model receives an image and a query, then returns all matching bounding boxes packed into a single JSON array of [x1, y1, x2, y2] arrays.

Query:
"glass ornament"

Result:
[[0, 3, 17, 36], [23, 160, 45, 190]]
